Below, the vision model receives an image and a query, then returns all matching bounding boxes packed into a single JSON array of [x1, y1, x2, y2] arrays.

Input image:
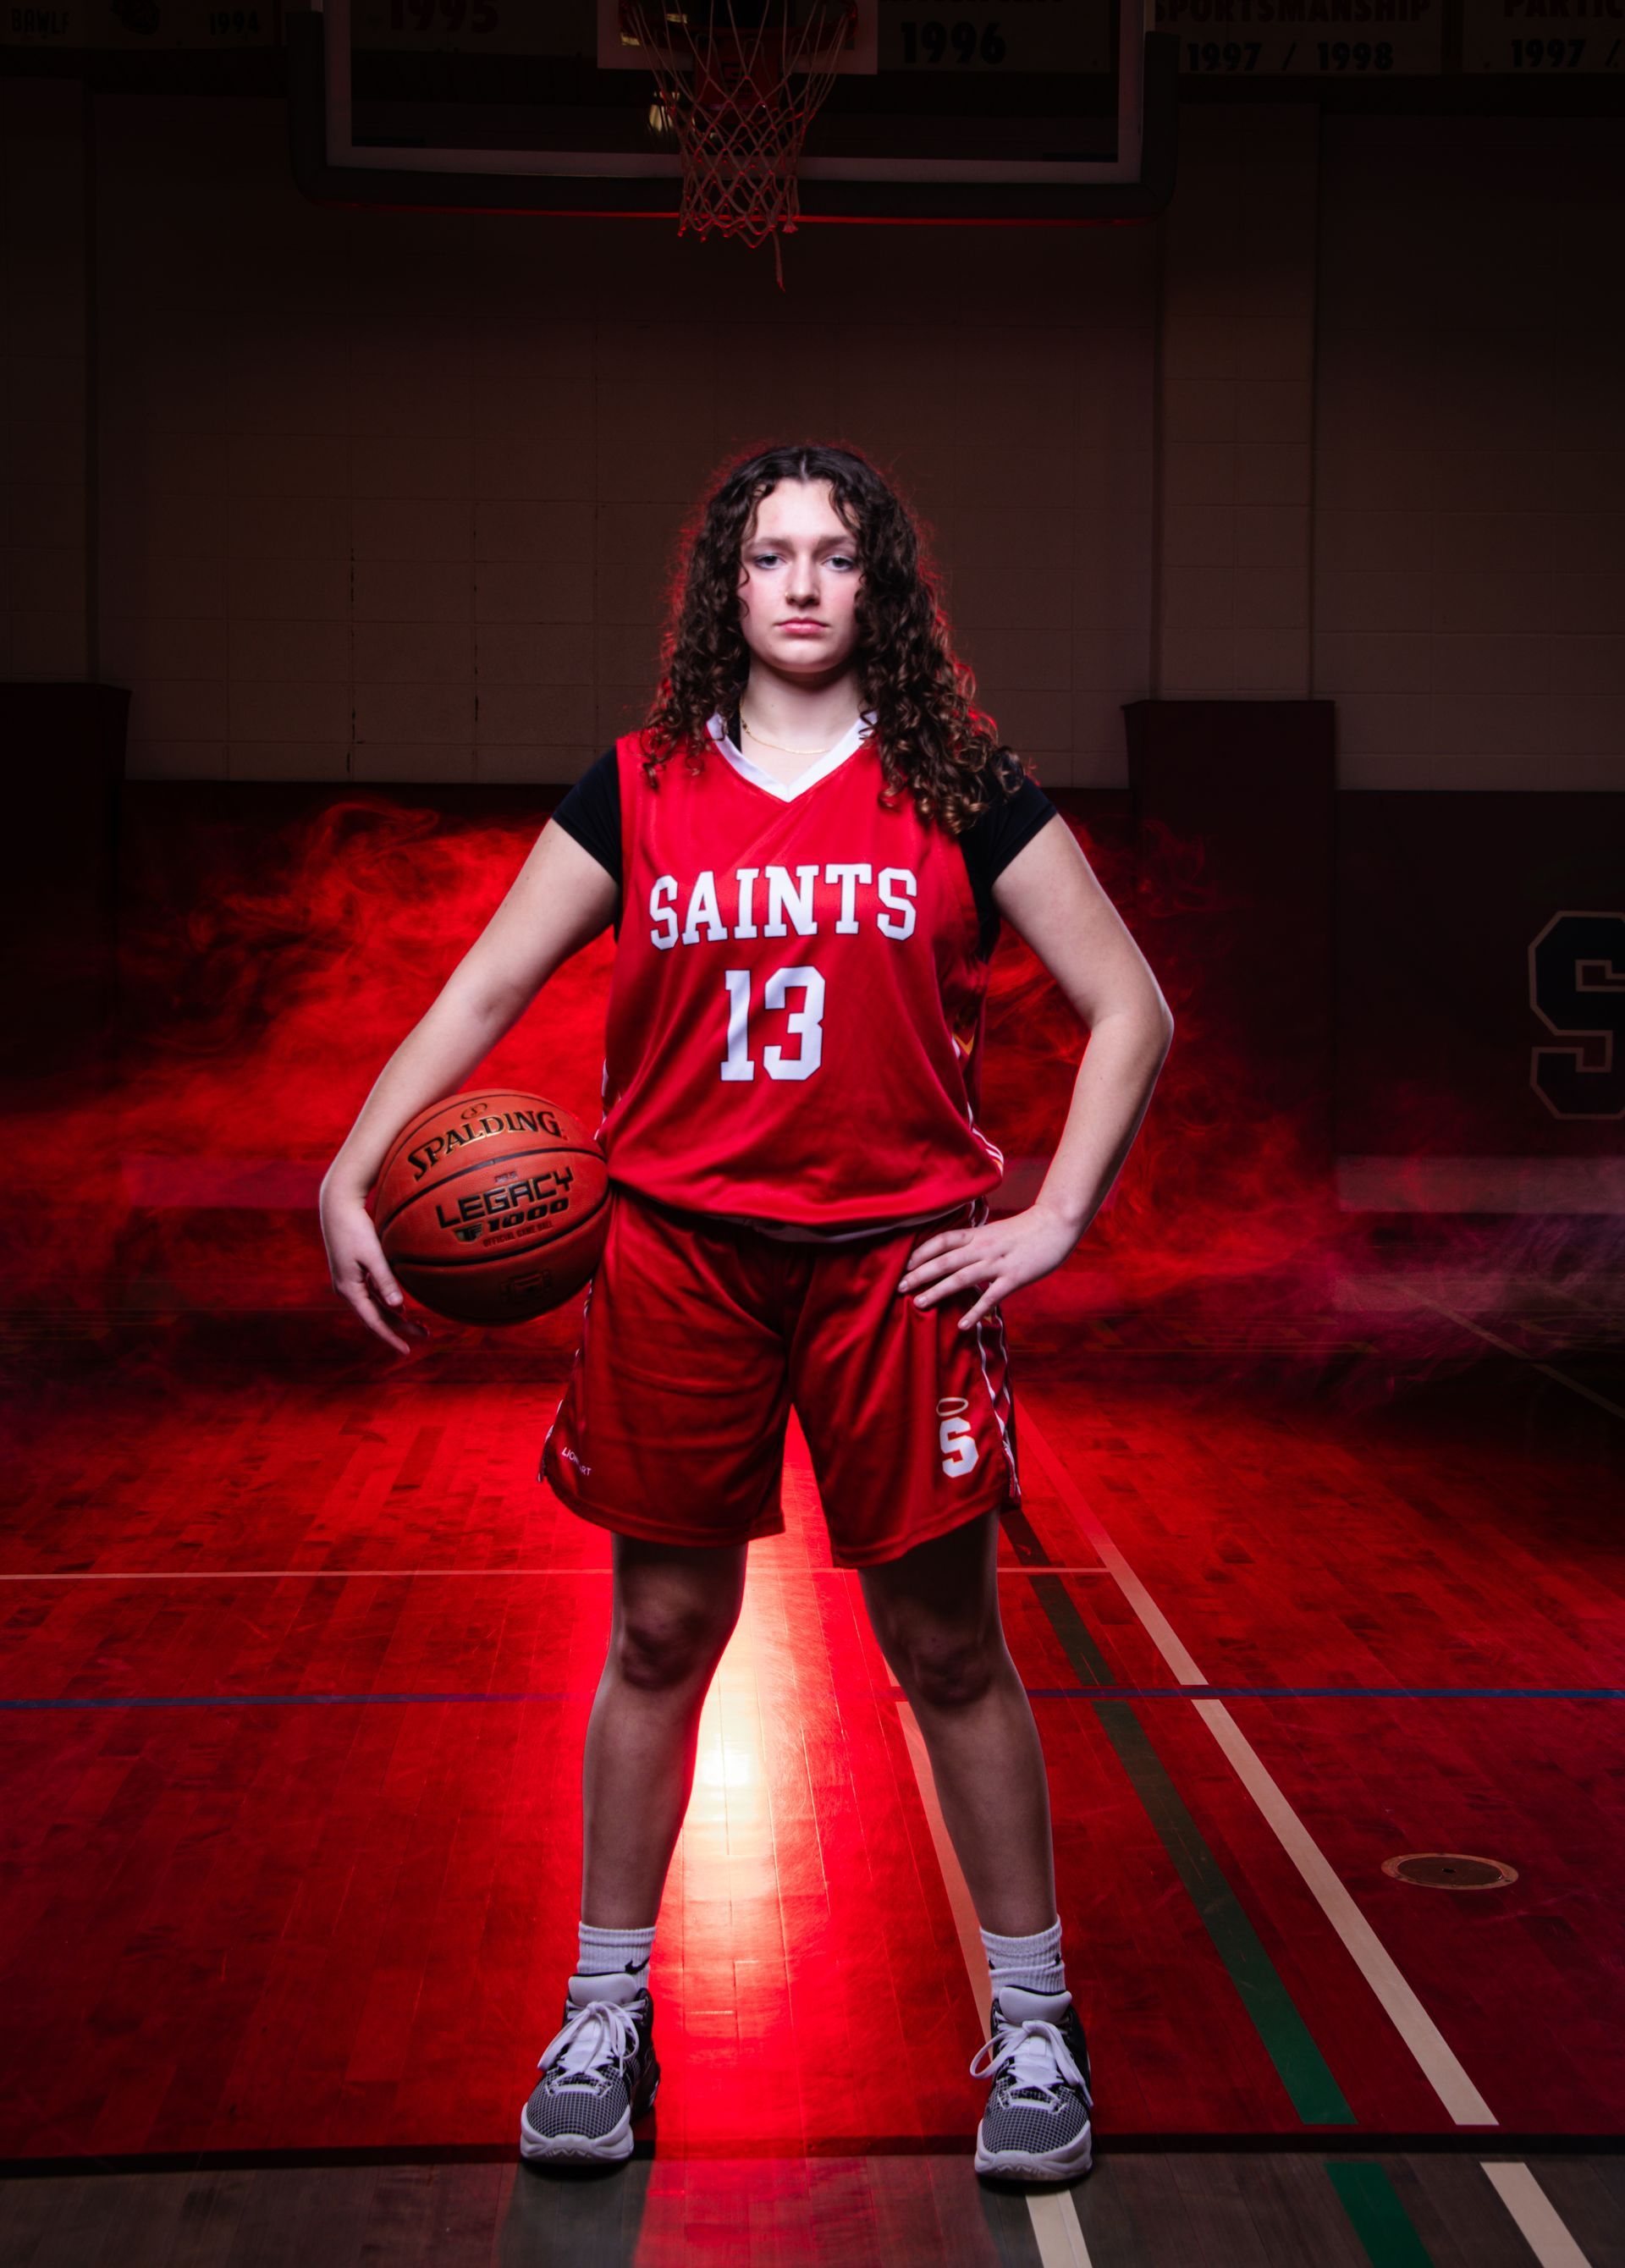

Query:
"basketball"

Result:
[[372, 1089, 610, 1325]]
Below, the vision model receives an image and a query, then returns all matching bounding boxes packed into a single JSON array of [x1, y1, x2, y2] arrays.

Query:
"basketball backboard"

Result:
[[289, 0, 1176, 223]]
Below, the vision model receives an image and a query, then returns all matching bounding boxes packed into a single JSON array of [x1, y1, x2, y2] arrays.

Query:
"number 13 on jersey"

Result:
[[720, 966, 824, 1082]]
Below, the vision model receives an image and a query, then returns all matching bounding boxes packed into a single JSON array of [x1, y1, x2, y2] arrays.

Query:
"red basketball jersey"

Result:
[[593, 722, 1005, 1230]]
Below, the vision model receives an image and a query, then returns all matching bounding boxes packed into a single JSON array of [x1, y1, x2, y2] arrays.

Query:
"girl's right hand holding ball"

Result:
[[319, 1176, 431, 1357]]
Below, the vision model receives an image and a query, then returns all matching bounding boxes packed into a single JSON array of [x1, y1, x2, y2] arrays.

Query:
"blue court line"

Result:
[[3, 1683, 1622, 1711], [0, 1691, 576, 1710], [1028, 1684, 1625, 1700]]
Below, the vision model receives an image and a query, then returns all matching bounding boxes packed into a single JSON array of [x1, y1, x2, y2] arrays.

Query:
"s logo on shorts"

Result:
[[936, 1395, 978, 1478]]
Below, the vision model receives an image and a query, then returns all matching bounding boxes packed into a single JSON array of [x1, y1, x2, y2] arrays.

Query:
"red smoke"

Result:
[[0, 790, 1611, 1411]]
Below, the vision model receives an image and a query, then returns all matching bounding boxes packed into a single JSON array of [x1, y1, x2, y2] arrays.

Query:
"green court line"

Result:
[[1031, 1571, 1357, 2128], [1325, 2161, 1437, 2265]]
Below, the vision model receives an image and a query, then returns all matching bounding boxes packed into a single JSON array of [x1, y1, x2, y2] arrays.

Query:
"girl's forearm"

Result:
[[1031, 1007, 1174, 1239], [321, 977, 525, 1202]]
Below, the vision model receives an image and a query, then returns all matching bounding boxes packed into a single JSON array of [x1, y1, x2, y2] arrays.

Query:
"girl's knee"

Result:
[[614, 1577, 743, 1691], [868, 1594, 1005, 1707], [900, 1629, 1005, 1710]]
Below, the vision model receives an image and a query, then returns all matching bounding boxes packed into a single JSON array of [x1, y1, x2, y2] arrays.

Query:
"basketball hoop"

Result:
[[622, 2, 857, 285]]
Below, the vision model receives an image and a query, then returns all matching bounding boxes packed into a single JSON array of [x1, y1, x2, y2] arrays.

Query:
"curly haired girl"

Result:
[[320, 439, 1173, 2186]]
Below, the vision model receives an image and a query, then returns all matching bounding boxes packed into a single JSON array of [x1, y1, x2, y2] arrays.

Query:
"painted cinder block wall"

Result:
[[3, 80, 1622, 796]]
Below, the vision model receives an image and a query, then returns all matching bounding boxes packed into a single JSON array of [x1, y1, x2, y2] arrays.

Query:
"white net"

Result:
[[623, 2, 857, 272]]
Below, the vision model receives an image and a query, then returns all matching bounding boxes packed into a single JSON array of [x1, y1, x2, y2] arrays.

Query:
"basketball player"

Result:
[[319, 443, 1173, 2186]]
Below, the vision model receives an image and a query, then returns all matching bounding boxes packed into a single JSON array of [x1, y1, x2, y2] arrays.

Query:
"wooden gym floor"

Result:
[[1, 1297, 1621, 2265]]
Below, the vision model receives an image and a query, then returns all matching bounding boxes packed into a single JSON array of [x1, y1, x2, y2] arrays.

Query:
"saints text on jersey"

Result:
[[647, 863, 917, 948], [643, 863, 921, 1084]]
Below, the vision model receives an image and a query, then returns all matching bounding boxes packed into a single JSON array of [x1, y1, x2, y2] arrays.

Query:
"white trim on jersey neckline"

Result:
[[706, 708, 877, 802]]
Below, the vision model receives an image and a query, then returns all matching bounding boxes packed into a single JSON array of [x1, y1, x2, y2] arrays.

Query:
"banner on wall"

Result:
[[0, 0, 278, 45], [1459, 0, 1625, 73], [1154, 0, 1445, 74]]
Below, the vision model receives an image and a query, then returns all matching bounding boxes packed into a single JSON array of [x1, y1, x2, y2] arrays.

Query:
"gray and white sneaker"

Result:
[[971, 1984, 1093, 2183], [519, 1968, 660, 2166]]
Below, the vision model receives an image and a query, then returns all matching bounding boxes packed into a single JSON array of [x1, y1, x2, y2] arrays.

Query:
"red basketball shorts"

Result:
[[540, 1183, 1022, 1567]]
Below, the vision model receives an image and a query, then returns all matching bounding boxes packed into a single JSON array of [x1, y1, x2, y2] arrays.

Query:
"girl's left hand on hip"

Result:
[[895, 1203, 1082, 1332]]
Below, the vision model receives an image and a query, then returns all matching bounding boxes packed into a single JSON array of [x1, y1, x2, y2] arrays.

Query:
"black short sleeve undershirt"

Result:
[[547, 741, 1059, 961], [960, 767, 1060, 956], [549, 744, 622, 887]]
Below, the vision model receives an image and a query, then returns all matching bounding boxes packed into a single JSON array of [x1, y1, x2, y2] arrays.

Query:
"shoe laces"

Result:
[[537, 1997, 639, 2090], [970, 2016, 1090, 2110]]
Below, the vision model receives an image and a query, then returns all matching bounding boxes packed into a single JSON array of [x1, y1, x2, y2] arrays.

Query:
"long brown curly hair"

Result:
[[637, 442, 1034, 835]]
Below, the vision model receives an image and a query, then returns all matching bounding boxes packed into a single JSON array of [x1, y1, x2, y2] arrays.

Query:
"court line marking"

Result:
[[1016, 1560, 1353, 2126], [14, 1685, 1623, 1715], [0, 1566, 1115, 1583], [0, 1569, 621, 1583], [947, 1685, 1625, 1702], [1402, 1289, 1625, 1425], [0, 1692, 582, 1710], [1024, 2189, 1096, 2268], [896, 1698, 1095, 2268], [1324, 2159, 1436, 2264], [1028, 1687, 1625, 1701], [896, 1703, 993, 2040], [1019, 1403, 1499, 2129], [1479, 2162, 1596, 2267]]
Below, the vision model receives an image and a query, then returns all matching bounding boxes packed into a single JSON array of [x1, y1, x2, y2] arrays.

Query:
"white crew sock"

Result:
[[981, 1915, 1066, 2001], [576, 1918, 656, 1983]]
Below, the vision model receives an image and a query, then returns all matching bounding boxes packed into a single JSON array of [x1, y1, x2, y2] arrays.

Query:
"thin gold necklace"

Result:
[[739, 713, 856, 759]]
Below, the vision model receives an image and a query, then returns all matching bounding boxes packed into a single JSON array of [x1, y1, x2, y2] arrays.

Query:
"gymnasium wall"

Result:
[[3, 76, 1622, 795], [87, 87, 1159, 792], [1314, 115, 1625, 793], [1, 79, 90, 684]]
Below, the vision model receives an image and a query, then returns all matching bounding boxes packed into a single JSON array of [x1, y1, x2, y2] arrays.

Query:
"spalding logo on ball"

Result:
[[372, 1089, 609, 1324]]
